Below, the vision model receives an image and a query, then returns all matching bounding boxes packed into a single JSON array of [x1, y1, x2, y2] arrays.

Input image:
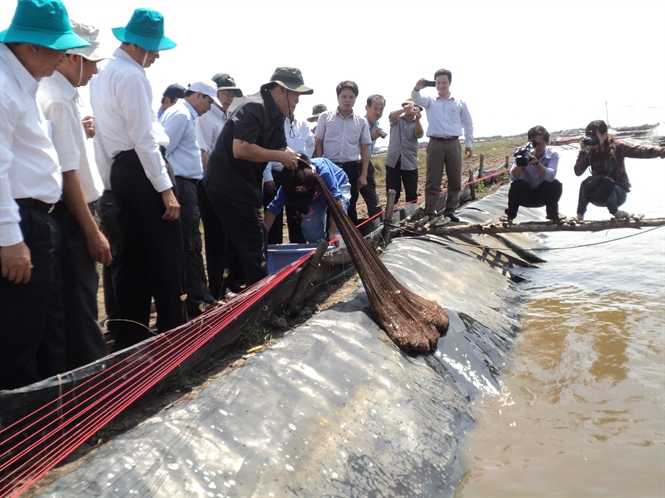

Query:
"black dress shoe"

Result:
[[446, 212, 460, 222]]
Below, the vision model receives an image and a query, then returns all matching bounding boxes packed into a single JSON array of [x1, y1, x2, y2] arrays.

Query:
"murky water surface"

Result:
[[459, 150, 665, 497]]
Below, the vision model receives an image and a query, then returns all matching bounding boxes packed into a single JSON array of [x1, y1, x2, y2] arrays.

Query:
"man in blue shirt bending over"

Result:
[[264, 156, 351, 244]]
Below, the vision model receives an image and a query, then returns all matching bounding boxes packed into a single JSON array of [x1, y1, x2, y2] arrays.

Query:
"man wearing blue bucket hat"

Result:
[[90, 8, 185, 351], [0, 0, 89, 390]]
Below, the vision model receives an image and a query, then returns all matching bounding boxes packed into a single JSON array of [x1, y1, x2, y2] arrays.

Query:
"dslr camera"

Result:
[[514, 142, 535, 167], [582, 134, 600, 146]]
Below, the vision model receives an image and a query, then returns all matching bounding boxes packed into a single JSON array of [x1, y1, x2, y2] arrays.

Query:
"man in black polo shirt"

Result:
[[203, 67, 313, 286]]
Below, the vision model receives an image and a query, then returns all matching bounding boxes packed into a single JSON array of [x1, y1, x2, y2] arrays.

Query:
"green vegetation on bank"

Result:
[[371, 136, 523, 186]]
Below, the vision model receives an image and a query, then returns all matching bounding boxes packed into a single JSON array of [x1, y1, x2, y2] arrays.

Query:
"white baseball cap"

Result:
[[187, 81, 217, 100]]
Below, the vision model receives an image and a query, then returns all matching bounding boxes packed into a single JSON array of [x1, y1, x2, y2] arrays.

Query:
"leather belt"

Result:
[[15, 198, 55, 214], [338, 160, 361, 167], [430, 136, 459, 142]]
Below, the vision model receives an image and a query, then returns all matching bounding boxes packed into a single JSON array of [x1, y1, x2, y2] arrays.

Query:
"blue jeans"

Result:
[[577, 183, 627, 215], [301, 183, 351, 242]]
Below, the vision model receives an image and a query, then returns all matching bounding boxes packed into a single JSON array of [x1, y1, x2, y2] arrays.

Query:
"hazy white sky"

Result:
[[2, 0, 664, 138]]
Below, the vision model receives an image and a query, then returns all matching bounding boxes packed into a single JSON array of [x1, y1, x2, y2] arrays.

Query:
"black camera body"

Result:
[[514, 142, 535, 167], [582, 135, 600, 146], [423, 80, 436, 87]]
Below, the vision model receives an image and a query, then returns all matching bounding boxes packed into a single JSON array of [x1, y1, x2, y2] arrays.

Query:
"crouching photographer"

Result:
[[500, 125, 563, 223], [574, 120, 665, 220]]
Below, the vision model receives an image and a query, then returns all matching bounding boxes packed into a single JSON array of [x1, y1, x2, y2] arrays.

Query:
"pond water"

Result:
[[458, 147, 665, 497]]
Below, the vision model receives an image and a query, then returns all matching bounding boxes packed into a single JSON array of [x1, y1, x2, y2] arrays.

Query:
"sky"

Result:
[[2, 0, 664, 139]]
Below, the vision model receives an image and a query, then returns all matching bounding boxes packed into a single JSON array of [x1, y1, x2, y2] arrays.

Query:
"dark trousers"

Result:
[[175, 176, 212, 315], [338, 160, 383, 224], [96, 190, 120, 342], [52, 200, 106, 370], [360, 161, 382, 218], [577, 183, 627, 215], [425, 139, 462, 215], [197, 182, 243, 300], [385, 158, 419, 205], [262, 169, 305, 244], [110, 150, 186, 351], [0, 206, 65, 390], [506, 179, 563, 219], [206, 189, 268, 286]]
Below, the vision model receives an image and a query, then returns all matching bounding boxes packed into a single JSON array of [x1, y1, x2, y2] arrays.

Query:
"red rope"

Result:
[[0, 259, 305, 497]]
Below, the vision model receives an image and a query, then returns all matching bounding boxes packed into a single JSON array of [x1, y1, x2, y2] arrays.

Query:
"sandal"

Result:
[[546, 213, 566, 224]]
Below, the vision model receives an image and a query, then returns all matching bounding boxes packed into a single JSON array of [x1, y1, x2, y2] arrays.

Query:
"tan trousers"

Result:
[[425, 139, 462, 215]]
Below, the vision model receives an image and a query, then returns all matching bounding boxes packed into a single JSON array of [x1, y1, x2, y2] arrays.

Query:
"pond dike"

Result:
[[39, 186, 547, 498]]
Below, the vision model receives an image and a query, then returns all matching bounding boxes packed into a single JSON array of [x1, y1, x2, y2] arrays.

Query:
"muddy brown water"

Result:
[[458, 151, 665, 496]]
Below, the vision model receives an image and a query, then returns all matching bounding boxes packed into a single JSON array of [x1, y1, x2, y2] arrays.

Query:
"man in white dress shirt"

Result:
[[412, 68, 474, 221], [37, 20, 113, 370], [0, 0, 89, 389], [195, 73, 243, 300], [90, 8, 185, 351], [160, 81, 217, 317]]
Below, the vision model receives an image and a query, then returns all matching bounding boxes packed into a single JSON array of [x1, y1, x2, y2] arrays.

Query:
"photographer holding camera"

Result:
[[500, 125, 563, 223], [574, 119, 665, 220]]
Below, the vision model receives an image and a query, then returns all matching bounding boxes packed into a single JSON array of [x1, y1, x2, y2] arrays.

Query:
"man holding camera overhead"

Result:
[[500, 125, 562, 223], [412, 68, 473, 222]]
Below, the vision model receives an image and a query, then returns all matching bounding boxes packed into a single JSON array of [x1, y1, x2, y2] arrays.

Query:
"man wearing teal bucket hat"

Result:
[[90, 8, 186, 351], [0, 0, 89, 390]]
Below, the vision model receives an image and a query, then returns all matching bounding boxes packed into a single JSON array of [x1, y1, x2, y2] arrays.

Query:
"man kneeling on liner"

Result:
[[501, 125, 563, 223]]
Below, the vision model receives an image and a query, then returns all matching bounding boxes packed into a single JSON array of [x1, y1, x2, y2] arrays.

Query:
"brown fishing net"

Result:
[[315, 175, 449, 353]]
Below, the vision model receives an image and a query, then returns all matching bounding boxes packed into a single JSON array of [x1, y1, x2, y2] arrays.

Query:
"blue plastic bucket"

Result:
[[267, 243, 320, 274]]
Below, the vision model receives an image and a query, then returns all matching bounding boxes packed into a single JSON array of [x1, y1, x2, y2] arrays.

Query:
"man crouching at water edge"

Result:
[[500, 125, 563, 223], [203, 67, 313, 286], [574, 119, 665, 220], [90, 8, 185, 351]]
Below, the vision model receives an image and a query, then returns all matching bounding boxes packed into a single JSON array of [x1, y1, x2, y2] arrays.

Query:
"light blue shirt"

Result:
[[314, 108, 371, 163], [160, 100, 203, 180], [411, 90, 474, 148], [509, 146, 559, 188], [367, 117, 379, 157]]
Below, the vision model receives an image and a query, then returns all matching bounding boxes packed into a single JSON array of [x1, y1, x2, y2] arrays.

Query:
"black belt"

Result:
[[113, 149, 136, 162], [338, 160, 361, 167], [176, 176, 200, 184], [430, 136, 459, 142], [15, 198, 55, 214]]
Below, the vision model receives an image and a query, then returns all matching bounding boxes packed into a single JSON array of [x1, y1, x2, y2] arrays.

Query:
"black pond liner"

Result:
[[36, 187, 550, 497]]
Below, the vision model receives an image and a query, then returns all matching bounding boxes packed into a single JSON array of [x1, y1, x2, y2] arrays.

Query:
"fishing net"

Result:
[[315, 175, 449, 353]]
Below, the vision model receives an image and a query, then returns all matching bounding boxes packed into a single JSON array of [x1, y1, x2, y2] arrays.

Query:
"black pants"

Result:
[[52, 200, 106, 370], [206, 189, 268, 286], [263, 169, 305, 244], [96, 190, 120, 341], [506, 179, 563, 219], [360, 161, 382, 218], [175, 177, 213, 315], [385, 158, 418, 205], [110, 150, 186, 351], [0, 206, 65, 390], [197, 182, 244, 300]]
